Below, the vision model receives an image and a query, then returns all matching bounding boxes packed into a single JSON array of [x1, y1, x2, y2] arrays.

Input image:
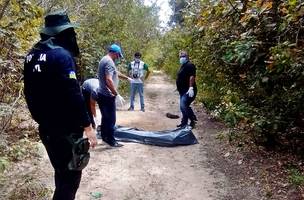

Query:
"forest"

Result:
[[0, 0, 304, 199]]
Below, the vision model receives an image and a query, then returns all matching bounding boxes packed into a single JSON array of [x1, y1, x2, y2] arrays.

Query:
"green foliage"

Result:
[[0, 0, 43, 137], [158, 28, 191, 78], [288, 168, 304, 186], [160, 0, 304, 147], [0, 156, 9, 173], [73, 0, 160, 80]]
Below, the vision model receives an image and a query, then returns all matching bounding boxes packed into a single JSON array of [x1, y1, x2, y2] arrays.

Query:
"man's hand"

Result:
[[186, 87, 194, 98], [127, 77, 133, 82], [84, 126, 97, 148]]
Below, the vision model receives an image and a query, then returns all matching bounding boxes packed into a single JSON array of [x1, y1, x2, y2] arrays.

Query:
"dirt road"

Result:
[[76, 72, 227, 200], [40, 72, 227, 200]]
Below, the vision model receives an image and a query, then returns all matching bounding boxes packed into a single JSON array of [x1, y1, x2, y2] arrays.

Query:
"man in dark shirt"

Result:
[[176, 51, 198, 128], [23, 11, 97, 200]]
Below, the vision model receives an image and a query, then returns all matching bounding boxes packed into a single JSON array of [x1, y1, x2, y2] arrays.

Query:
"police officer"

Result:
[[23, 11, 97, 200]]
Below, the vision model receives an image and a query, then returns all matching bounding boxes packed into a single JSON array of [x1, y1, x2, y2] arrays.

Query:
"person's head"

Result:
[[179, 50, 189, 65], [134, 52, 141, 62], [40, 10, 80, 57], [108, 44, 123, 63]]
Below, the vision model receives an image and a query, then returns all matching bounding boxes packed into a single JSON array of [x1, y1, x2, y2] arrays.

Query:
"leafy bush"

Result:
[[288, 168, 304, 186], [160, 0, 304, 148]]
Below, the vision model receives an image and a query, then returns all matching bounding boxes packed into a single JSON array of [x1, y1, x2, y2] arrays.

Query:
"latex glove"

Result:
[[116, 94, 125, 107], [127, 77, 133, 82], [186, 87, 194, 98]]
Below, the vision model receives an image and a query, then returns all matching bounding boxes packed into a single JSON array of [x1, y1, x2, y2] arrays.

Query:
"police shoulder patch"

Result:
[[69, 71, 77, 79]]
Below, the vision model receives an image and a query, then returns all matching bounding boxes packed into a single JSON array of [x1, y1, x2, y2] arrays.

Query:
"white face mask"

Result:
[[179, 57, 187, 64]]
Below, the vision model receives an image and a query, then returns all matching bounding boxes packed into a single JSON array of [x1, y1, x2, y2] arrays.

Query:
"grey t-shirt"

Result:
[[82, 78, 99, 100], [97, 55, 118, 97]]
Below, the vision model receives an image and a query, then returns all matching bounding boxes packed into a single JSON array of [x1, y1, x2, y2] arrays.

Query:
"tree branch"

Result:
[[227, 0, 241, 16], [0, 0, 10, 22], [0, 86, 23, 135]]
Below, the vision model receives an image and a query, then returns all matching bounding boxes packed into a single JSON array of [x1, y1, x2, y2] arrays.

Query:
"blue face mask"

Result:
[[179, 57, 187, 64]]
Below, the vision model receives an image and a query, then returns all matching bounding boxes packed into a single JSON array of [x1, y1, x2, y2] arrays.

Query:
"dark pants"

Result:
[[82, 89, 96, 129], [97, 94, 116, 143], [39, 126, 83, 200], [180, 93, 197, 125]]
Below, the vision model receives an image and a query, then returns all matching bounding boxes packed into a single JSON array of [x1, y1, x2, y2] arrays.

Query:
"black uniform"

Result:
[[23, 38, 90, 200]]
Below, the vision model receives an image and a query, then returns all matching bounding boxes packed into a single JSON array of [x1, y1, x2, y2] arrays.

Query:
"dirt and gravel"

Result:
[[36, 71, 263, 200], [2, 72, 304, 200]]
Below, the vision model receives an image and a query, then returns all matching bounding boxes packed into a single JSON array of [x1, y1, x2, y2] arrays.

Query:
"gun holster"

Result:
[[66, 135, 90, 171]]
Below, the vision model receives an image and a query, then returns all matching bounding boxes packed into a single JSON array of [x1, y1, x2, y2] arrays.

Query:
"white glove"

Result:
[[115, 94, 125, 107], [186, 87, 194, 98], [127, 77, 133, 82]]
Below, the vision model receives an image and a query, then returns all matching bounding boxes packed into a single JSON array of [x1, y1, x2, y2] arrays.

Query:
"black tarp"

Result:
[[112, 126, 198, 147]]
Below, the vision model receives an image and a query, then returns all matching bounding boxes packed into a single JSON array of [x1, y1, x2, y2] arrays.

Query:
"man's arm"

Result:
[[118, 71, 131, 80], [105, 74, 118, 96], [189, 76, 195, 87], [90, 97, 96, 117]]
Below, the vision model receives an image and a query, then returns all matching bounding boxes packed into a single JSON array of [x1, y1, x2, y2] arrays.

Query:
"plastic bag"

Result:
[[113, 126, 198, 147]]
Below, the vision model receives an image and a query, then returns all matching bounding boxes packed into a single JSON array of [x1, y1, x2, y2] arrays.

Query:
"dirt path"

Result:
[[76, 71, 228, 200], [40, 72, 228, 200]]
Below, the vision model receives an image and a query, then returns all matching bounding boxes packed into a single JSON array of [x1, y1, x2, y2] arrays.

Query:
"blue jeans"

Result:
[[180, 93, 197, 125], [97, 94, 116, 143], [130, 82, 144, 109]]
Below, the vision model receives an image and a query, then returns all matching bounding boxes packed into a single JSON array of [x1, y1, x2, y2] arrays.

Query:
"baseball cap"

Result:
[[109, 44, 123, 58]]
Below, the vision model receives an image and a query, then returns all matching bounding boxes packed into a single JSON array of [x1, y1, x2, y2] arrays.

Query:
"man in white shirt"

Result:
[[127, 52, 150, 112]]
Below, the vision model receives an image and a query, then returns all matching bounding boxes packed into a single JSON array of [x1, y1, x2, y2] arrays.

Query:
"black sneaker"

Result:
[[128, 107, 134, 111], [109, 141, 124, 147], [141, 108, 145, 112]]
